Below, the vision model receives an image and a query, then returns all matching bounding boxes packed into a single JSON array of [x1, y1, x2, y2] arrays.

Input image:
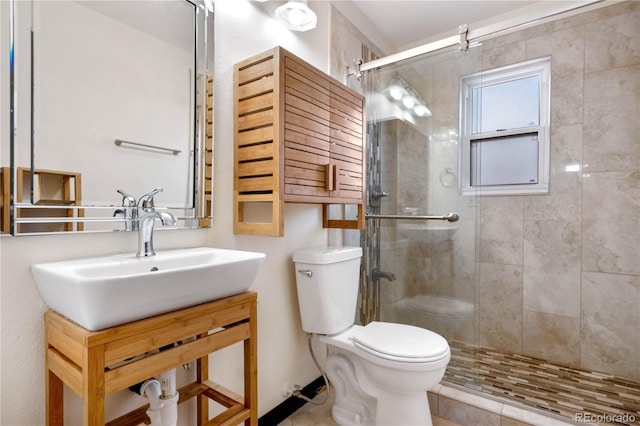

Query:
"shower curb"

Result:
[[431, 383, 592, 426]]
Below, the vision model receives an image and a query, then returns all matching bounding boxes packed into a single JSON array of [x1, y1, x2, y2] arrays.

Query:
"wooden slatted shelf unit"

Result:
[[45, 292, 258, 426], [234, 47, 365, 236], [1, 167, 83, 233], [0, 167, 10, 233], [200, 74, 214, 227]]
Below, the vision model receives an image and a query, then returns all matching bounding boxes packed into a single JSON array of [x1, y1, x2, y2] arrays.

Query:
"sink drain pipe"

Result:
[[157, 369, 179, 426], [130, 368, 179, 426]]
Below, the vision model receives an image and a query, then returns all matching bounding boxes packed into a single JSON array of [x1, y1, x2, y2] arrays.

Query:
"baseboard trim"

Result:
[[258, 376, 326, 425]]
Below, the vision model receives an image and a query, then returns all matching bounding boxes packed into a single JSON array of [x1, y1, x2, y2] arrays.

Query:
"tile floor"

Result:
[[277, 389, 460, 426]]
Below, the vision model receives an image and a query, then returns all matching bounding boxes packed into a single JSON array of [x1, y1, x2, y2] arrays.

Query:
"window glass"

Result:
[[470, 134, 539, 186], [460, 58, 550, 195], [471, 76, 540, 134]]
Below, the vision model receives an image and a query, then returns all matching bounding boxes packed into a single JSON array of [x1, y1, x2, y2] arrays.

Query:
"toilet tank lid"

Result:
[[293, 246, 362, 264]]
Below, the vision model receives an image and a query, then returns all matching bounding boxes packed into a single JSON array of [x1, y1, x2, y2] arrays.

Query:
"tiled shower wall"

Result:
[[475, 1, 639, 380]]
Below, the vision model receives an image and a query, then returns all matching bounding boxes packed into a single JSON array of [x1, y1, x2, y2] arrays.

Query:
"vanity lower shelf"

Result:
[[45, 291, 258, 425]]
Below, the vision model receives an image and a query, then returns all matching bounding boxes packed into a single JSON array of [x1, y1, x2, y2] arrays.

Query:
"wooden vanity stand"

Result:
[[45, 292, 257, 426]]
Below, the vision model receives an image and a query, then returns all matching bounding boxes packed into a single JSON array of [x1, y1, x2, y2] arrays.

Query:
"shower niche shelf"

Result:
[[233, 46, 365, 236]]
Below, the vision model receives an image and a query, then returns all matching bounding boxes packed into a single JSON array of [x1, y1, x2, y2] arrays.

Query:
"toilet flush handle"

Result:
[[297, 269, 313, 278]]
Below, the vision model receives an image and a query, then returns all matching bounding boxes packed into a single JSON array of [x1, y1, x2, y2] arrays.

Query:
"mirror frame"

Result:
[[4, 0, 214, 235]]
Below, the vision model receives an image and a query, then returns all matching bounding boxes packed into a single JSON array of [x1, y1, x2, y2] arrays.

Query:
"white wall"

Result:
[[0, 0, 336, 423], [206, 0, 332, 415]]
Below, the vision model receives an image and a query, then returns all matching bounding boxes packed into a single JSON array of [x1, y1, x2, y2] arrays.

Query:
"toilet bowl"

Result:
[[321, 322, 450, 426], [293, 247, 451, 426]]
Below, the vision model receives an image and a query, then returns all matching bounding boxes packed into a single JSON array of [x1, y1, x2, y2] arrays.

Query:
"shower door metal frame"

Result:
[[358, 0, 602, 74]]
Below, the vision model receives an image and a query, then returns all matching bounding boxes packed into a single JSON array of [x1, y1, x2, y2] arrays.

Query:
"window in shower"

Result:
[[459, 57, 551, 195]]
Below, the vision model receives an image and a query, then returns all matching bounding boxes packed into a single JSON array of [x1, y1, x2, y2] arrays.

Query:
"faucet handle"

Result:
[[117, 189, 136, 207], [138, 187, 163, 211]]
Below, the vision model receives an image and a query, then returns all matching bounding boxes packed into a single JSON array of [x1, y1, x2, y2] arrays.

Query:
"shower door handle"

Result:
[[365, 212, 460, 222]]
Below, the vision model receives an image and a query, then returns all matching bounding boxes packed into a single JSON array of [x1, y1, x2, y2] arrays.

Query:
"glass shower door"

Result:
[[361, 47, 482, 353]]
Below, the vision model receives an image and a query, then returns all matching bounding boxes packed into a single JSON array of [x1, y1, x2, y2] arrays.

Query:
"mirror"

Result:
[[2, 0, 213, 235]]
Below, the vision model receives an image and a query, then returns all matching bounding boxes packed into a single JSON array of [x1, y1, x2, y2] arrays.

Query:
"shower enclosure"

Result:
[[360, 46, 481, 347], [357, 2, 640, 422]]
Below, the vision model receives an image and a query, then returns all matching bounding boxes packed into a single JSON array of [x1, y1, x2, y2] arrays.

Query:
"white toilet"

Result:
[[293, 246, 450, 426]]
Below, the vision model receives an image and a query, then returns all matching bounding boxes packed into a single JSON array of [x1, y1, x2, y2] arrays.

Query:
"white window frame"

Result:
[[459, 57, 551, 196]]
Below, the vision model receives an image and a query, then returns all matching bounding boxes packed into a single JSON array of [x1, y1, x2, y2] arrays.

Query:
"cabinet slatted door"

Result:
[[234, 47, 365, 236], [329, 82, 365, 202], [283, 54, 331, 200]]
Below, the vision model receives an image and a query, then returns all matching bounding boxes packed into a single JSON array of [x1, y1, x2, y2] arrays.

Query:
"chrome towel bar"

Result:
[[365, 212, 459, 222], [114, 139, 181, 155]]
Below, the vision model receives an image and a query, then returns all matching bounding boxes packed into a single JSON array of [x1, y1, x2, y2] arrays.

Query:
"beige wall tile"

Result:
[[433, 50, 481, 132], [553, 0, 639, 33], [580, 271, 640, 380], [481, 40, 526, 70], [522, 310, 580, 367], [479, 197, 524, 265], [583, 65, 640, 173], [584, 9, 640, 73], [582, 170, 640, 275], [526, 26, 585, 127], [397, 122, 429, 209], [478, 262, 523, 353], [477, 4, 638, 381], [523, 220, 581, 317]]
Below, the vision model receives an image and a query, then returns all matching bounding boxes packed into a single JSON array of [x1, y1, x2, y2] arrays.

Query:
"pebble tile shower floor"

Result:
[[445, 342, 640, 425]]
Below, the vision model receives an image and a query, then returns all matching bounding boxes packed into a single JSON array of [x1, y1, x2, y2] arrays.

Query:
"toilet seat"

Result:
[[352, 322, 449, 363]]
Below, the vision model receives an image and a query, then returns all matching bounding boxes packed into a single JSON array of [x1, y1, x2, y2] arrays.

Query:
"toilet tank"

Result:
[[293, 246, 362, 335]]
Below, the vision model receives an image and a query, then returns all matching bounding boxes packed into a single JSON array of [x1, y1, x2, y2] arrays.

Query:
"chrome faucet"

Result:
[[372, 268, 396, 282], [136, 188, 177, 257], [369, 184, 389, 208], [115, 189, 138, 231]]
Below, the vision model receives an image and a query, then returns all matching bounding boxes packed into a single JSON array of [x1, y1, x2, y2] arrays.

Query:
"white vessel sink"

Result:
[[32, 247, 265, 331]]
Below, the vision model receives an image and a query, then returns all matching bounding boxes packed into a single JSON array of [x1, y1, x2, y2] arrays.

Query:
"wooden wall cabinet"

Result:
[[199, 74, 213, 227], [234, 47, 365, 236]]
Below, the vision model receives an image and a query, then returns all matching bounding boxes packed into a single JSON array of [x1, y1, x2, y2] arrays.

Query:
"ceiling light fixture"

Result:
[[275, 0, 317, 32], [414, 104, 432, 117], [402, 95, 417, 109], [385, 75, 431, 119], [387, 77, 407, 100]]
